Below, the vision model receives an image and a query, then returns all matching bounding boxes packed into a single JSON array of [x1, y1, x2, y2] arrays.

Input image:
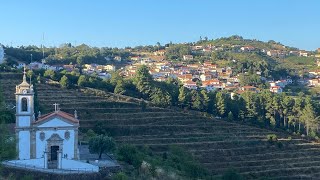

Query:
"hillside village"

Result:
[[5, 37, 320, 96]]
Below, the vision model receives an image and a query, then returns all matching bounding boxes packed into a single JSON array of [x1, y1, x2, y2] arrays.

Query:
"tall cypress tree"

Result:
[[216, 91, 226, 117]]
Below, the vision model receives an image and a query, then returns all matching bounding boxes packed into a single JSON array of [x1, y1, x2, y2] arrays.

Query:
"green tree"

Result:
[[26, 70, 34, 80], [59, 75, 70, 88], [200, 89, 209, 112], [178, 86, 190, 108], [242, 92, 259, 123], [76, 55, 85, 65], [191, 90, 202, 110], [264, 92, 276, 127], [77, 75, 88, 87], [281, 96, 294, 129], [228, 111, 234, 121], [301, 97, 318, 136], [84, 129, 97, 141], [292, 96, 304, 132], [89, 134, 116, 159], [134, 65, 153, 97], [216, 91, 226, 117], [150, 87, 171, 107], [272, 95, 281, 127], [44, 69, 57, 80], [114, 79, 126, 95], [110, 70, 122, 86]]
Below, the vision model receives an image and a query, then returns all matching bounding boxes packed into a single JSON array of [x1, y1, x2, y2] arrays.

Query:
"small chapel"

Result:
[[11, 68, 98, 171]]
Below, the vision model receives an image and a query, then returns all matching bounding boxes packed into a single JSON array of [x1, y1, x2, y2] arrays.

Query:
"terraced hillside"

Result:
[[2, 73, 320, 179]]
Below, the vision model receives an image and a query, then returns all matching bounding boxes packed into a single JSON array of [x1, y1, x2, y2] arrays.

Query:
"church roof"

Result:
[[34, 110, 79, 125]]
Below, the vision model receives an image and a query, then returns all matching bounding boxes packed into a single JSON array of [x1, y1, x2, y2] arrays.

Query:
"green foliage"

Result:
[[117, 144, 144, 168], [165, 146, 208, 178], [21, 174, 34, 180], [0, 124, 16, 160], [191, 90, 202, 110], [5, 44, 132, 65], [165, 44, 192, 61], [0, 85, 14, 124], [300, 97, 318, 136], [114, 79, 127, 95], [282, 56, 316, 71], [222, 169, 243, 180], [227, 111, 234, 121], [84, 129, 97, 141], [43, 69, 57, 80], [150, 87, 171, 107], [134, 65, 153, 97], [267, 134, 278, 144], [178, 86, 190, 108], [117, 145, 208, 179], [89, 134, 115, 159], [59, 75, 70, 88], [77, 75, 88, 87], [216, 91, 227, 117], [112, 172, 128, 180], [239, 73, 263, 87]]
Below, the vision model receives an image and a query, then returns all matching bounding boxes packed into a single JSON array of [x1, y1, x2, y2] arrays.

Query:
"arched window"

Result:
[[21, 98, 28, 112]]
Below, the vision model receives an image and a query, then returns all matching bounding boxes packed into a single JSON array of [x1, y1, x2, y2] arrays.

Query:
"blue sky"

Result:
[[0, 0, 319, 50]]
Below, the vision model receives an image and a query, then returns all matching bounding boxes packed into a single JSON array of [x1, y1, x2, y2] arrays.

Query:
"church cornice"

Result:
[[33, 111, 79, 127]]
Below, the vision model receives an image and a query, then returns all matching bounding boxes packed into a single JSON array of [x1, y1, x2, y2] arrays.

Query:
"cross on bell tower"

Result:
[[23, 65, 27, 83]]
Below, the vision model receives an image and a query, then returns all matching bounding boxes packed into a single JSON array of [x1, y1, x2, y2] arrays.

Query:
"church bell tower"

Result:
[[15, 67, 35, 159]]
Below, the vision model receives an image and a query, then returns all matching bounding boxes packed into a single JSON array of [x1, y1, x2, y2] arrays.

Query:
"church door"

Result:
[[50, 146, 59, 161]]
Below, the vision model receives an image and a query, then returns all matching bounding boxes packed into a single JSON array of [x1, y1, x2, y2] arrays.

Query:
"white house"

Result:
[[114, 56, 122, 61], [105, 65, 116, 71], [270, 86, 283, 93], [200, 73, 212, 81], [183, 81, 197, 90], [183, 55, 193, 61]]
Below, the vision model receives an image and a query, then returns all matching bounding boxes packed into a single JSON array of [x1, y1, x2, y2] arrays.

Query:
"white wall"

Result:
[[19, 131, 30, 160], [36, 129, 75, 159], [61, 159, 99, 172], [7, 158, 45, 169], [18, 116, 31, 127], [38, 118, 74, 127]]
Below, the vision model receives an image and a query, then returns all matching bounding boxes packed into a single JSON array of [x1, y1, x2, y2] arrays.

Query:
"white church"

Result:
[[6, 68, 99, 172]]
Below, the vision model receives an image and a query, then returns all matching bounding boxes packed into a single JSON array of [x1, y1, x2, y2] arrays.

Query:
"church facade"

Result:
[[15, 69, 79, 167]]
